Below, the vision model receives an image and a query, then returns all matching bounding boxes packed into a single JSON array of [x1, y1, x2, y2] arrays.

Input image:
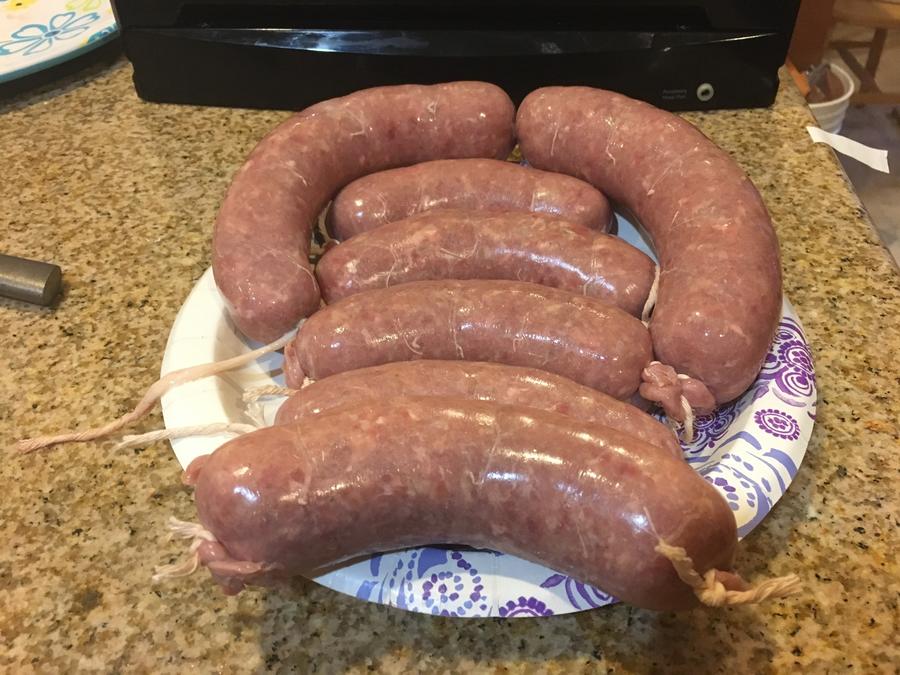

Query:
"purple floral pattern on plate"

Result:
[[311, 297, 815, 617], [499, 597, 554, 617], [757, 319, 816, 406], [540, 573, 615, 609], [754, 408, 800, 440]]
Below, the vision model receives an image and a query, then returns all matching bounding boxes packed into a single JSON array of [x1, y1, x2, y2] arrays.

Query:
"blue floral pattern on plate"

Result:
[[313, 297, 815, 617], [85, 23, 113, 44], [0, 2, 117, 82], [0, 11, 98, 55]]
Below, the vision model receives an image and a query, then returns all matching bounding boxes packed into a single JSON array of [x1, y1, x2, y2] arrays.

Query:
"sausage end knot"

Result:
[[639, 361, 716, 438]]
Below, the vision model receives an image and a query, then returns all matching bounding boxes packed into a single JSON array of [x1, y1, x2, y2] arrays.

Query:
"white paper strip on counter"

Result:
[[807, 126, 890, 173]]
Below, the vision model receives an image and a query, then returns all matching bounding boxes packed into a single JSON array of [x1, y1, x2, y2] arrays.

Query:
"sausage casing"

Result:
[[316, 209, 655, 315], [283, 280, 652, 400], [516, 86, 782, 403], [214, 82, 515, 342], [189, 397, 738, 610], [275, 360, 680, 456], [327, 158, 613, 240]]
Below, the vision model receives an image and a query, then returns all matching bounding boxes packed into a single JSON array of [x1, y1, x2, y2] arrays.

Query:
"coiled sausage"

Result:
[[516, 87, 782, 403], [213, 82, 515, 342]]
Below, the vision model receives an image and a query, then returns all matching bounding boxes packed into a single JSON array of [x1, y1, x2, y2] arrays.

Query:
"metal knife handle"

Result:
[[0, 253, 62, 306]]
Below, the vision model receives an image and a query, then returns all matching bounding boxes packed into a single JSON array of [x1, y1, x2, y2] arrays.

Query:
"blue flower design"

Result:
[[87, 25, 116, 44], [0, 12, 100, 57]]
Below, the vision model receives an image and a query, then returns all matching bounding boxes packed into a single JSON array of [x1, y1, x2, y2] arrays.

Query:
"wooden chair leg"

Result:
[[827, 19, 900, 105], [837, 46, 880, 92], [866, 28, 887, 75]]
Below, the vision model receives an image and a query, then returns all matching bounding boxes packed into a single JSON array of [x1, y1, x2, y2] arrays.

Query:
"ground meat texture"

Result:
[[516, 86, 782, 403], [326, 158, 612, 240], [187, 397, 739, 610], [282, 280, 652, 400], [213, 82, 516, 342], [316, 209, 654, 316], [274, 360, 680, 456]]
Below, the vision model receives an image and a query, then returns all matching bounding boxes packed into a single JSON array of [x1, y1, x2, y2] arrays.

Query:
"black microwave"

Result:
[[113, 0, 800, 111]]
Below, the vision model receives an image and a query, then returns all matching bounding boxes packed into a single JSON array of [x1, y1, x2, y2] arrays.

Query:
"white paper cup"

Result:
[[809, 62, 856, 134]]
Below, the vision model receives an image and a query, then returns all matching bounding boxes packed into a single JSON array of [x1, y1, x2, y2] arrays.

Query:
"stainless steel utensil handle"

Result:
[[0, 253, 62, 306]]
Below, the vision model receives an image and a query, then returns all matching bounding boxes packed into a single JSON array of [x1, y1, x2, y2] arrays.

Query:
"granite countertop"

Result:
[[2, 60, 898, 673]]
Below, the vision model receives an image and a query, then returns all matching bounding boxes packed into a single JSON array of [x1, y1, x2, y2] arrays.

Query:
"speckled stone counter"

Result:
[[2, 61, 898, 673]]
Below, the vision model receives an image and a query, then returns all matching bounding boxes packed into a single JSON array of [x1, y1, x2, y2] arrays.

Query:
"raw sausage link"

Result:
[[282, 280, 652, 400], [316, 209, 655, 315], [213, 82, 516, 342], [186, 396, 738, 610], [326, 158, 613, 240], [274, 360, 680, 456], [516, 87, 782, 403]]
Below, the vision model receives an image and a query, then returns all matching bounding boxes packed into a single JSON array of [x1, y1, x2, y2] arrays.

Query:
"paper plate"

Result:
[[0, 1, 117, 84], [160, 216, 815, 617]]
